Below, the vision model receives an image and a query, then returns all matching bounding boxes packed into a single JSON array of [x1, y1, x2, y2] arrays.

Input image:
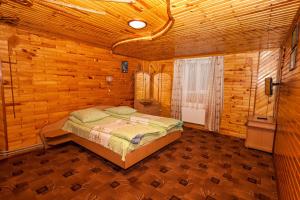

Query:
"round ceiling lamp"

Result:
[[128, 20, 147, 29]]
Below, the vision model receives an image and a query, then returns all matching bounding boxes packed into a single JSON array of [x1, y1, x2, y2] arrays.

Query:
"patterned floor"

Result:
[[0, 128, 277, 200]]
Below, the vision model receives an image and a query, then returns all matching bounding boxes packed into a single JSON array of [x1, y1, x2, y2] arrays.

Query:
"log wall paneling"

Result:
[[0, 37, 10, 152], [137, 51, 280, 137], [253, 49, 281, 117], [220, 52, 260, 138], [0, 24, 143, 151], [219, 49, 280, 138], [274, 15, 300, 199], [0, 61, 7, 152]]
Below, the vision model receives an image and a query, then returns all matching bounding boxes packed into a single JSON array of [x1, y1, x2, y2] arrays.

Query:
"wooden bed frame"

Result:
[[70, 130, 182, 169], [40, 117, 182, 169], [40, 105, 182, 169]]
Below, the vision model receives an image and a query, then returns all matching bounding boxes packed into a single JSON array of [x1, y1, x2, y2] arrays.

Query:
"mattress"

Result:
[[62, 117, 182, 160]]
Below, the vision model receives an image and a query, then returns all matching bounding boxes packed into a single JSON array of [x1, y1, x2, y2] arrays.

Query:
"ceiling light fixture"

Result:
[[128, 20, 147, 29]]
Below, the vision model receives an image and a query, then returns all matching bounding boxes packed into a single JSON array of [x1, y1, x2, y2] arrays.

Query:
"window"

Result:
[[181, 58, 212, 106]]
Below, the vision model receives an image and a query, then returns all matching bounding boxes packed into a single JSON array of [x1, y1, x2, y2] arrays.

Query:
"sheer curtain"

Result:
[[205, 56, 224, 132], [181, 58, 212, 109], [171, 60, 184, 119], [171, 56, 224, 132]]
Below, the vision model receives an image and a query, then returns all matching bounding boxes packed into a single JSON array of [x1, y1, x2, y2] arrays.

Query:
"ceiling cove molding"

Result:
[[111, 0, 174, 54]]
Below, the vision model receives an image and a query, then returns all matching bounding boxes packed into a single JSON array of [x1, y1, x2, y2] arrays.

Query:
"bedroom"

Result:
[[0, 0, 299, 199]]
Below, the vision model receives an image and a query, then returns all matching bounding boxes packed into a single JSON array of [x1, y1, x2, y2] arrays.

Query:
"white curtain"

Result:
[[171, 61, 183, 119], [171, 56, 224, 132], [205, 56, 224, 132], [181, 58, 212, 109]]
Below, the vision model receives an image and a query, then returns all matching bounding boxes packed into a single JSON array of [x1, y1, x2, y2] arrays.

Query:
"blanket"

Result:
[[106, 111, 183, 130]]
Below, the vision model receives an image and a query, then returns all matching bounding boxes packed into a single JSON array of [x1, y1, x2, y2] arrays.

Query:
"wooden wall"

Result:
[[220, 52, 259, 138], [0, 24, 143, 151], [0, 29, 11, 152], [220, 49, 281, 138], [0, 61, 7, 152], [135, 51, 280, 138], [254, 49, 281, 117], [0, 22, 284, 152], [274, 16, 300, 199]]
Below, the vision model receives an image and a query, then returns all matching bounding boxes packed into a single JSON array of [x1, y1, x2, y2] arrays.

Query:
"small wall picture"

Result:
[[121, 61, 128, 73], [290, 46, 297, 71]]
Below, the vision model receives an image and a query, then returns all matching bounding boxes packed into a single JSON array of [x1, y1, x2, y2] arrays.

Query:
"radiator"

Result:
[[182, 107, 206, 125]]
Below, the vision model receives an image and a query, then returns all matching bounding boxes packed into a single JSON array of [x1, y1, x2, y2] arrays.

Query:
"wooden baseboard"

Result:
[[245, 143, 272, 153], [184, 122, 247, 140], [0, 143, 44, 160], [219, 131, 246, 139], [184, 122, 207, 131]]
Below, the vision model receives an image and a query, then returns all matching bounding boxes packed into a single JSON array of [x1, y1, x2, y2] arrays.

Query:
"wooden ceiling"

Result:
[[115, 0, 300, 60], [1, 0, 300, 60], [0, 0, 168, 48]]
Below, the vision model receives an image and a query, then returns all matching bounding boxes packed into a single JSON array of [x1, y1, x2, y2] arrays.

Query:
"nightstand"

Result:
[[246, 116, 276, 153], [42, 129, 71, 147]]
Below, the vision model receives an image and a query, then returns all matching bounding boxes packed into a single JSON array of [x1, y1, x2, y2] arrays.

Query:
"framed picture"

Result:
[[121, 61, 128, 73], [292, 25, 298, 49], [290, 46, 297, 71]]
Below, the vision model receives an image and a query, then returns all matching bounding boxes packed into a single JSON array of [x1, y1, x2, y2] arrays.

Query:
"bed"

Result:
[[41, 106, 182, 169]]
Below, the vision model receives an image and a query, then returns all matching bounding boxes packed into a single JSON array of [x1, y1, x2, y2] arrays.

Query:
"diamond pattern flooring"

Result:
[[0, 128, 277, 200]]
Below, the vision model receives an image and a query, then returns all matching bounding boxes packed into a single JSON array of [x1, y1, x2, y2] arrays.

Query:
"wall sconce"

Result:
[[106, 75, 113, 94], [106, 75, 113, 84]]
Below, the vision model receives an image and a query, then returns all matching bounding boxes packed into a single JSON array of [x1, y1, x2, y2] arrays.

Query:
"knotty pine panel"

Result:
[[254, 49, 281, 117], [274, 16, 300, 199], [0, 25, 143, 151], [0, 38, 8, 151], [0, 61, 7, 151], [220, 52, 259, 138], [142, 51, 279, 138], [0, 24, 283, 151]]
